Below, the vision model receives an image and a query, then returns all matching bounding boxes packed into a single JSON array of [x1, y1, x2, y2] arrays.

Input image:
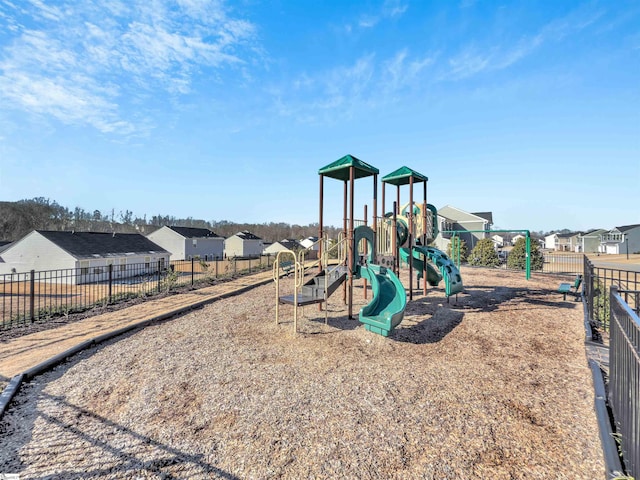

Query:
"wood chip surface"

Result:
[[0, 267, 604, 479]]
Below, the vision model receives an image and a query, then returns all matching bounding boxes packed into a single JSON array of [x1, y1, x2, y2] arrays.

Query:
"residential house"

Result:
[[545, 232, 581, 251], [599, 224, 640, 254], [263, 239, 302, 256], [224, 231, 264, 258], [512, 234, 526, 245], [577, 229, 607, 254], [433, 205, 493, 252], [491, 234, 504, 249], [0, 230, 169, 284], [147, 226, 224, 261], [299, 236, 320, 259]]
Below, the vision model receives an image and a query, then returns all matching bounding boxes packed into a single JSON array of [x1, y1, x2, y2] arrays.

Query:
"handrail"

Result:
[[321, 233, 348, 324], [273, 249, 303, 333]]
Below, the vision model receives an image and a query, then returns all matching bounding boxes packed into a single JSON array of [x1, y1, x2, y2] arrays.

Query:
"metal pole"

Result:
[[191, 258, 195, 286], [364, 204, 368, 300], [526, 233, 531, 280], [319, 174, 324, 274], [409, 175, 414, 301], [343, 180, 348, 305], [30, 270, 35, 322], [348, 165, 355, 319], [392, 202, 398, 276], [108, 263, 113, 303]]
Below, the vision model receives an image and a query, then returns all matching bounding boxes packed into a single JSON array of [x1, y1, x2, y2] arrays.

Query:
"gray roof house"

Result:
[[147, 225, 224, 261], [577, 229, 607, 253], [0, 230, 169, 284], [224, 231, 264, 259], [599, 224, 640, 255], [263, 239, 302, 256], [434, 205, 493, 251]]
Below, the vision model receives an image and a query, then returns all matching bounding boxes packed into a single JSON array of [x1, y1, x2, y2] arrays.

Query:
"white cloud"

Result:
[[358, 0, 408, 29], [0, 0, 257, 135]]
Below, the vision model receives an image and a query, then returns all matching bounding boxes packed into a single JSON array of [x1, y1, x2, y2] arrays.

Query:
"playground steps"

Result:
[[279, 266, 348, 306]]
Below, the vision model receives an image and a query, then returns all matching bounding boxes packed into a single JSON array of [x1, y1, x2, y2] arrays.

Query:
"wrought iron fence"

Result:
[[584, 256, 640, 331], [0, 256, 273, 330], [609, 286, 640, 478], [539, 253, 584, 274]]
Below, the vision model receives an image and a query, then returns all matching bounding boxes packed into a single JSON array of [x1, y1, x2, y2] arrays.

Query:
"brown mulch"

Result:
[[0, 267, 603, 479]]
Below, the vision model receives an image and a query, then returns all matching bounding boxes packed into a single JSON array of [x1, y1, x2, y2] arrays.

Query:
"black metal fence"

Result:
[[583, 256, 640, 331], [1, 256, 273, 330], [609, 286, 640, 478], [539, 253, 584, 274]]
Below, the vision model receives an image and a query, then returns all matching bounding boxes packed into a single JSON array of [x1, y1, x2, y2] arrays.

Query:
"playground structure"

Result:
[[273, 154, 464, 337]]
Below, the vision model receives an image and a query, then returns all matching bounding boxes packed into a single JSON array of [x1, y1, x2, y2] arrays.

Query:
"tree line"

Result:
[[0, 198, 340, 243]]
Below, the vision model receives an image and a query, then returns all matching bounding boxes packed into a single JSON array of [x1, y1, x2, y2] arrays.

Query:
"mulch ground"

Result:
[[0, 267, 603, 479]]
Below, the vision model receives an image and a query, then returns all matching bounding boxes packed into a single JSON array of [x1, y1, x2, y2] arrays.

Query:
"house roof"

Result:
[[0, 241, 12, 253], [438, 205, 493, 224], [280, 239, 302, 250], [318, 154, 379, 181], [234, 230, 262, 241], [36, 231, 168, 259], [472, 212, 493, 224], [616, 224, 640, 233], [381, 166, 428, 186], [167, 226, 222, 238]]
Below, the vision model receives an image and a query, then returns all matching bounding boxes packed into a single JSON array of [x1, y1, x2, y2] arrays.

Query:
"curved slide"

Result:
[[358, 264, 406, 337], [414, 246, 464, 297], [354, 225, 407, 337], [399, 247, 442, 287]]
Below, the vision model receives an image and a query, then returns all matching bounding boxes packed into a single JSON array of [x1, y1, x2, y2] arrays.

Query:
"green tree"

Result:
[[469, 238, 500, 267], [507, 237, 544, 271], [446, 237, 468, 263]]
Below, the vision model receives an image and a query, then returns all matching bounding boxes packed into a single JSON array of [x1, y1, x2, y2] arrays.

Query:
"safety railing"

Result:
[[609, 286, 640, 478], [1, 256, 274, 330]]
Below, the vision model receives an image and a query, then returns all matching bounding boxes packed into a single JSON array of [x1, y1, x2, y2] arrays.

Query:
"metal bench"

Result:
[[279, 261, 295, 277], [559, 274, 582, 301]]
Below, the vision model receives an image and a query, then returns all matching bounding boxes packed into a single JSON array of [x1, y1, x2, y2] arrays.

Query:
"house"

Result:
[[0, 241, 12, 253], [512, 234, 526, 245], [433, 205, 493, 252], [577, 229, 607, 254], [0, 230, 170, 283], [545, 232, 581, 251], [224, 231, 264, 258], [147, 226, 224, 261], [491, 234, 504, 249], [263, 239, 302, 256], [299, 236, 320, 259], [599, 224, 640, 254]]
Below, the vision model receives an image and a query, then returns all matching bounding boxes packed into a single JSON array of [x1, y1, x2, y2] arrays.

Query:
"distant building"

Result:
[[434, 205, 493, 252], [147, 226, 224, 261], [577, 229, 607, 253], [0, 230, 169, 283], [299, 236, 320, 259], [224, 231, 264, 258], [599, 224, 640, 254], [263, 239, 302, 256]]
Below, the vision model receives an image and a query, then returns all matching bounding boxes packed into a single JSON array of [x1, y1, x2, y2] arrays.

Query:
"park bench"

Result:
[[558, 274, 582, 301], [279, 261, 295, 277]]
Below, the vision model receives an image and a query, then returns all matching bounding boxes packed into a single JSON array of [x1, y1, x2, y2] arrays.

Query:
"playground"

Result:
[[0, 156, 605, 478], [0, 267, 603, 478]]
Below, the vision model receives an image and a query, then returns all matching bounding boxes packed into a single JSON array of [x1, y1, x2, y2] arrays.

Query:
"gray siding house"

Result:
[[434, 205, 493, 252], [599, 224, 640, 254], [147, 226, 224, 261], [224, 231, 264, 258], [578, 229, 607, 253], [0, 230, 169, 284]]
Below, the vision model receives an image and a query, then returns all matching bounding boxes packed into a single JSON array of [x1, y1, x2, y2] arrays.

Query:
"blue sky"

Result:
[[0, 0, 638, 233]]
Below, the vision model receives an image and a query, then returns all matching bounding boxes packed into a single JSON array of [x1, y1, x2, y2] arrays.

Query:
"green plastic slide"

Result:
[[414, 245, 464, 297], [353, 225, 407, 336], [399, 247, 442, 287], [357, 263, 406, 337]]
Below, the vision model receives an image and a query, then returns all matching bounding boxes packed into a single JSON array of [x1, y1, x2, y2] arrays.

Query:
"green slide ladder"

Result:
[[354, 226, 407, 337]]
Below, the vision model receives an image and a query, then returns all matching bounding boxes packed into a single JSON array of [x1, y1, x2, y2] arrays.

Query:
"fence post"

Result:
[[191, 258, 195, 286], [29, 270, 35, 322], [157, 259, 162, 293], [249, 258, 252, 274], [108, 263, 113, 303], [215, 258, 219, 278]]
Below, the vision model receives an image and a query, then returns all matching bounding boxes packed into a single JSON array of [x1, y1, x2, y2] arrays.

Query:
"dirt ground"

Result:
[[0, 267, 603, 479]]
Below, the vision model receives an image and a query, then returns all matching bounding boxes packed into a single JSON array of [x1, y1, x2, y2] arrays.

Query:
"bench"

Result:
[[558, 274, 582, 301], [280, 261, 295, 276]]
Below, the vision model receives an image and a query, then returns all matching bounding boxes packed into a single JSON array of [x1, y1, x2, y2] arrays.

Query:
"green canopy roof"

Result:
[[318, 154, 379, 181], [381, 166, 428, 186]]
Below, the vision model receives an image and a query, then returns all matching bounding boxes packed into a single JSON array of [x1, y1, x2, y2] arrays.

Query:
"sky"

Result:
[[0, 0, 638, 233]]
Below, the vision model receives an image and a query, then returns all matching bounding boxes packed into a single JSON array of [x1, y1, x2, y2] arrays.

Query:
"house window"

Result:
[[79, 260, 89, 276], [120, 258, 127, 271], [145, 256, 150, 268], [193, 239, 197, 248], [160, 257, 166, 269], [94, 267, 103, 274]]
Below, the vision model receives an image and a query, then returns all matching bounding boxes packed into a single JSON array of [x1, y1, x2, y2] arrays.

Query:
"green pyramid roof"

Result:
[[318, 154, 379, 181], [381, 166, 428, 186]]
